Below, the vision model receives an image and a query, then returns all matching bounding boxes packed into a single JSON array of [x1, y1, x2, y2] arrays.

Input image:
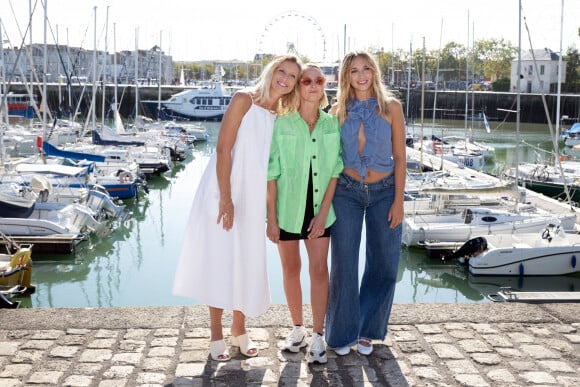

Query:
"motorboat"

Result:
[[141, 80, 233, 121], [502, 162, 580, 204], [0, 183, 37, 218], [450, 224, 580, 276], [402, 206, 578, 247], [0, 244, 35, 296], [0, 92, 36, 119], [562, 122, 580, 147], [414, 135, 486, 171]]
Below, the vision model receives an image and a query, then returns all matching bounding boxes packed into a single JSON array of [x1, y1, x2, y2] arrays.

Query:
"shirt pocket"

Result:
[[279, 134, 297, 172]]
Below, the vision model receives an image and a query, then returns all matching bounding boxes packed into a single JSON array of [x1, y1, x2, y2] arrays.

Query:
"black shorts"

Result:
[[279, 166, 331, 241]]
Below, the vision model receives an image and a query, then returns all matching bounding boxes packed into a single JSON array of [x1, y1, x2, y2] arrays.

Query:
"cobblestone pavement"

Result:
[[0, 303, 579, 386]]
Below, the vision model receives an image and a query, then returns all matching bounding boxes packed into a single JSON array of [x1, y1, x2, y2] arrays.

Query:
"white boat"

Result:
[[562, 123, 580, 147], [414, 135, 486, 171], [134, 116, 208, 144], [141, 81, 233, 121], [402, 206, 577, 247], [452, 224, 580, 276], [502, 162, 580, 204]]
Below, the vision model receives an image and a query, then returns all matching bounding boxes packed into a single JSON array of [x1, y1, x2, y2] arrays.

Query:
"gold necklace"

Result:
[[302, 110, 320, 131]]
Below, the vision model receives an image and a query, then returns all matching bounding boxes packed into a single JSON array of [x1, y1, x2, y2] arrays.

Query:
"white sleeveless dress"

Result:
[[172, 103, 275, 317]]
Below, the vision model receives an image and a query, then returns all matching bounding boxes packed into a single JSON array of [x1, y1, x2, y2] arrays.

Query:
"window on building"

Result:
[[540, 65, 545, 75]]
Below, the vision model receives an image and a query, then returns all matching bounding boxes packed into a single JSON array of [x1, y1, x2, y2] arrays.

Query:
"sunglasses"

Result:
[[300, 77, 325, 86]]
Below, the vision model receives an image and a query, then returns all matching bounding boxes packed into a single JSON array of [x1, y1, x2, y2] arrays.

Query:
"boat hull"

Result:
[[469, 247, 580, 276]]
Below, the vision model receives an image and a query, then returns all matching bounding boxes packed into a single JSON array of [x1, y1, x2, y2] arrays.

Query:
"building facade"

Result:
[[1, 44, 173, 85], [510, 48, 567, 94]]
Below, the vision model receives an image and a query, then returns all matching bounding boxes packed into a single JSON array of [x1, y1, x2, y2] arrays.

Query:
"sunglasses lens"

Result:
[[301, 78, 325, 86]]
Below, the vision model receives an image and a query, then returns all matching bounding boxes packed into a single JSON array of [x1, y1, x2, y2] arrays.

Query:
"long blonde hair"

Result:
[[253, 54, 302, 114], [334, 51, 397, 125]]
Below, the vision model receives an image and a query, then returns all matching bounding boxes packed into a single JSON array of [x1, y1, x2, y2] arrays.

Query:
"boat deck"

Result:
[[1, 234, 84, 255], [407, 147, 580, 228]]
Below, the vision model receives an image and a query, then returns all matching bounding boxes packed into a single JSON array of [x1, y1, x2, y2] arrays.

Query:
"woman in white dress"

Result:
[[173, 55, 302, 361]]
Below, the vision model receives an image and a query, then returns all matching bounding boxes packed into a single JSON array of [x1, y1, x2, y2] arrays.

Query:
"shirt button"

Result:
[[315, 189, 319, 193], [313, 172, 318, 176], [312, 138, 316, 142], [312, 155, 316, 159]]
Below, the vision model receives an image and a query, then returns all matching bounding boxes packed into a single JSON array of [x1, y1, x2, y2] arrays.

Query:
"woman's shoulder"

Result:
[[226, 91, 254, 116], [231, 90, 254, 105]]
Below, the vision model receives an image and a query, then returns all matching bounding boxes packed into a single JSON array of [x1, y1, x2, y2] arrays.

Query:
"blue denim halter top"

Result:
[[341, 97, 394, 180]]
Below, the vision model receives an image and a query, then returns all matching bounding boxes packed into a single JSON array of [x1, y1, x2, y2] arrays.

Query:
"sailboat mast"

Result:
[[555, 0, 564, 140], [91, 6, 97, 131], [515, 0, 522, 202], [42, 0, 48, 139], [134, 28, 139, 121], [157, 31, 162, 121], [464, 11, 469, 145], [102, 6, 109, 127]]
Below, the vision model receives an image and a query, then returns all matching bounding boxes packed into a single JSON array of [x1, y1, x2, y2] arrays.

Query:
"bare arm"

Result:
[[215, 92, 252, 230], [387, 99, 407, 228], [266, 180, 280, 243]]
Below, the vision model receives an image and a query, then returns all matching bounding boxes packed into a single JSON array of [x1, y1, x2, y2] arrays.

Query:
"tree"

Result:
[[564, 47, 580, 93], [473, 38, 516, 81]]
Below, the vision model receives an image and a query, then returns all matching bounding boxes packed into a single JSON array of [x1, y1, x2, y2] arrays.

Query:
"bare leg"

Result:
[[231, 310, 257, 356], [304, 237, 330, 334], [278, 240, 303, 326], [209, 306, 224, 341]]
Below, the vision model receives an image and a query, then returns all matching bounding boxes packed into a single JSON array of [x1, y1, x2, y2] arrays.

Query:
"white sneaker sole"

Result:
[[283, 338, 307, 353], [308, 351, 328, 364]]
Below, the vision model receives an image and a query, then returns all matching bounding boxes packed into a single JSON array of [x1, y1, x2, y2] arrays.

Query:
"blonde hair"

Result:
[[297, 63, 329, 111], [334, 51, 397, 125], [252, 54, 302, 114]]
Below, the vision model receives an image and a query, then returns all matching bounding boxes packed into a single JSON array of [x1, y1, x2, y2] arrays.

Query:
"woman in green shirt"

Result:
[[266, 64, 343, 364]]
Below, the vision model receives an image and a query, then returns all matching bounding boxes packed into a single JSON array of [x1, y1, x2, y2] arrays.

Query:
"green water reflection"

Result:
[[14, 119, 580, 308]]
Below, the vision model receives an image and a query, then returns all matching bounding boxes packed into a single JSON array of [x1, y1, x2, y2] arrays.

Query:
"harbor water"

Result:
[[15, 118, 580, 308]]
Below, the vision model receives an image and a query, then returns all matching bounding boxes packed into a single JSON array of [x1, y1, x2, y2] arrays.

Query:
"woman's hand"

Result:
[[267, 221, 280, 243], [388, 200, 404, 229], [307, 214, 326, 239], [218, 198, 235, 230]]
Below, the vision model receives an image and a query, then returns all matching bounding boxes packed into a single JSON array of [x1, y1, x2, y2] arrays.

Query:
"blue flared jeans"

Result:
[[325, 172, 402, 348]]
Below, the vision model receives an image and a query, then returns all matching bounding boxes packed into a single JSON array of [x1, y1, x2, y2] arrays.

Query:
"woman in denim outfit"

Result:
[[267, 64, 343, 364], [325, 51, 406, 356]]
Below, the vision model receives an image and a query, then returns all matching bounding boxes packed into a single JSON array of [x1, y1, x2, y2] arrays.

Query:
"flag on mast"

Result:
[[483, 112, 490, 133]]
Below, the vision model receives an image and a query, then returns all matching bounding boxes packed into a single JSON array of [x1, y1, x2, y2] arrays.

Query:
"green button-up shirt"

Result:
[[268, 110, 343, 233]]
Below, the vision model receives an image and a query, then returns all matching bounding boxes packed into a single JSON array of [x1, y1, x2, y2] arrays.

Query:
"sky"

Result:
[[1, 0, 579, 63]]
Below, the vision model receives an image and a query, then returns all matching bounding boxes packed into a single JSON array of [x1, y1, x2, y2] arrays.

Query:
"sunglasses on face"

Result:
[[300, 77, 325, 86]]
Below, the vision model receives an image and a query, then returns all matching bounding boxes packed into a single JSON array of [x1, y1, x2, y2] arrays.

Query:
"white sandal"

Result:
[[357, 338, 373, 356], [232, 333, 258, 357], [209, 339, 231, 362]]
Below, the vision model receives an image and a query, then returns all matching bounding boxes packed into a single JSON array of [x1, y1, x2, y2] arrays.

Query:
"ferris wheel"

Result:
[[258, 10, 327, 62]]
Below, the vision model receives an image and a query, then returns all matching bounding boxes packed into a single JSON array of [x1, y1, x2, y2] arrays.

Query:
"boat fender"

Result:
[[36, 136, 43, 148], [518, 263, 524, 276], [572, 255, 577, 269]]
